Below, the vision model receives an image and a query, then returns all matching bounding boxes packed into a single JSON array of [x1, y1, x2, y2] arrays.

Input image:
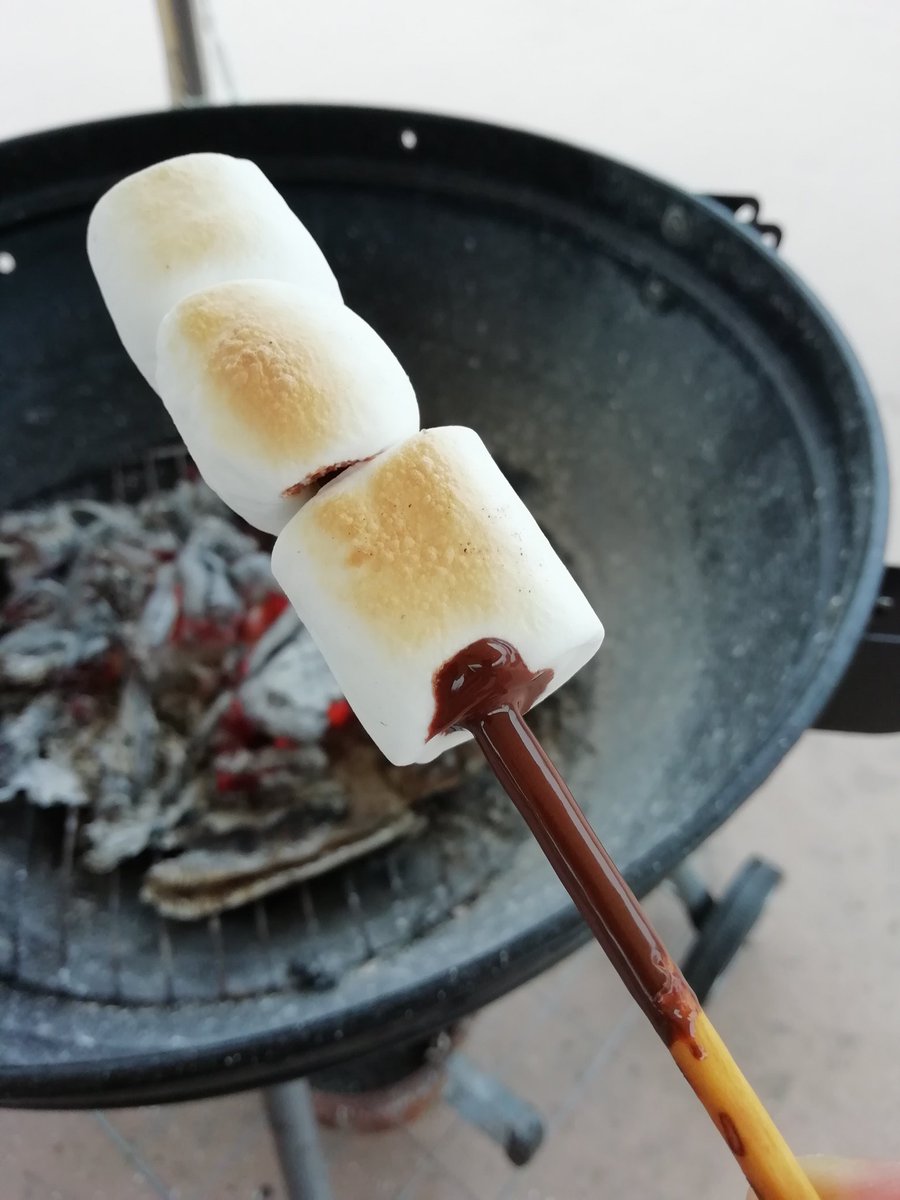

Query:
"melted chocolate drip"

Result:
[[428, 637, 553, 739], [431, 638, 700, 1050], [282, 457, 368, 498]]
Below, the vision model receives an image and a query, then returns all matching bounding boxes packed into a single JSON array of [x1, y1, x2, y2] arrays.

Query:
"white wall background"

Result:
[[2, 0, 899, 551]]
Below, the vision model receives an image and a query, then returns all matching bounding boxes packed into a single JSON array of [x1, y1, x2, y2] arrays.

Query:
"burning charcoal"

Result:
[[148, 773, 206, 854], [135, 562, 179, 651], [0, 503, 85, 583], [141, 478, 227, 540], [83, 786, 165, 870], [1, 696, 58, 799], [83, 809, 157, 871], [141, 717, 430, 917], [61, 501, 138, 561], [229, 551, 277, 603], [0, 695, 56, 765], [142, 687, 237, 818], [197, 776, 347, 837], [238, 592, 291, 647], [67, 499, 130, 528], [203, 744, 340, 831], [158, 743, 340, 843], [176, 525, 245, 637], [2, 757, 87, 808], [177, 541, 215, 618], [84, 757, 199, 872], [1, 475, 467, 917], [205, 556, 242, 622], [61, 518, 155, 620], [0, 577, 67, 625], [241, 603, 300, 674], [102, 539, 160, 575], [188, 514, 258, 564], [0, 696, 87, 807], [0, 623, 111, 687], [213, 744, 330, 790], [239, 628, 342, 742], [50, 716, 109, 801], [330, 736, 418, 820], [94, 676, 159, 819]]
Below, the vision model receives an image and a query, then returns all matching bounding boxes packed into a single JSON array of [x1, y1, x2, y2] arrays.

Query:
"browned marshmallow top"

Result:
[[172, 284, 343, 467], [297, 430, 531, 649], [115, 157, 272, 271]]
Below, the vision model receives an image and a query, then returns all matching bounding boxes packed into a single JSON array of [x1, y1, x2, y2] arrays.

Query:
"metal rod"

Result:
[[11, 804, 35, 977], [254, 899, 276, 985], [109, 867, 123, 1000], [57, 806, 79, 974], [264, 1080, 334, 1200], [300, 883, 319, 936], [157, 915, 176, 1003], [207, 913, 228, 997], [444, 1052, 545, 1166], [342, 869, 375, 958], [155, 0, 210, 106]]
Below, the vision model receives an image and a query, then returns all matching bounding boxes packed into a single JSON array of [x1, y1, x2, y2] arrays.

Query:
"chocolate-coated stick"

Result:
[[434, 639, 820, 1200]]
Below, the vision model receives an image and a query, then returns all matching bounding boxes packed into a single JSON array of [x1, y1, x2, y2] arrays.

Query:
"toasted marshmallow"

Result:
[[271, 427, 604, 765], [87, 153, 340, 383], [155, 280, 420, 533]]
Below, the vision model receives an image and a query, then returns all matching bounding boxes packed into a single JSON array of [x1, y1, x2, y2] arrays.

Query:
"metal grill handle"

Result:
[[156, 0, 210, 107]]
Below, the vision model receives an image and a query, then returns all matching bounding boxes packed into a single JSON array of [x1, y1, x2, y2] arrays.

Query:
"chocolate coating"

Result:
[[432, 638, 701, 1050]]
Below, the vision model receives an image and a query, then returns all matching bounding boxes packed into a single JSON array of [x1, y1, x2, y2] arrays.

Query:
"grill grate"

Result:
[[0, 788, 521, 1005], [0, 444, 538, 1006]]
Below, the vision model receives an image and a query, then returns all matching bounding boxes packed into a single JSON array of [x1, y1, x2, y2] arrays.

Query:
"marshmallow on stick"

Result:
[[85, 157, 823, 1200], [88, 153, 341, 384], [271, 427, 604, 765], [87, 155, 602, 755], [155, 280, 419, 533]]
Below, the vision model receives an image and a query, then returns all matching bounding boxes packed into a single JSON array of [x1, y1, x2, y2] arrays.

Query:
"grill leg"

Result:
[[670, 856, 783, 1003], [669, 861, 716, 928], [444, 1052, 545, 1166], [264, 1080, 334, 1200]]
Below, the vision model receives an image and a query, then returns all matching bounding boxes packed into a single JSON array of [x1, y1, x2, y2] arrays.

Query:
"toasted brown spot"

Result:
[[175, 286, 346, 463], [304, 433, 521, 648], [124, 157, 266, 269]]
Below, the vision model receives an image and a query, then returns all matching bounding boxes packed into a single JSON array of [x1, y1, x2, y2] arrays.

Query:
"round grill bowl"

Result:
[[0, 105, 887, 1107]]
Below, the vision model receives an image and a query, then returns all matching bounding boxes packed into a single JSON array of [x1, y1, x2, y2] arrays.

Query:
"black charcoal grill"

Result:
[[1, 93, 899, 1197]]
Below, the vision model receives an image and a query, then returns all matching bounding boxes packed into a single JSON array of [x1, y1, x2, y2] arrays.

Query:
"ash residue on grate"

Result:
[[0, 476, 568, 926]]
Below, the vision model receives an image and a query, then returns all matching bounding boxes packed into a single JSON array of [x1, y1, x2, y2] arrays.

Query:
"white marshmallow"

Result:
[[271, 427, 604, 766], [87, 153, 340, 383], [154, 280, 420, 534]]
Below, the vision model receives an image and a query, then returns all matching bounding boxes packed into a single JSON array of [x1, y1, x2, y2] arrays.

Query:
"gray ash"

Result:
[[0, 478, 567, 921]]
